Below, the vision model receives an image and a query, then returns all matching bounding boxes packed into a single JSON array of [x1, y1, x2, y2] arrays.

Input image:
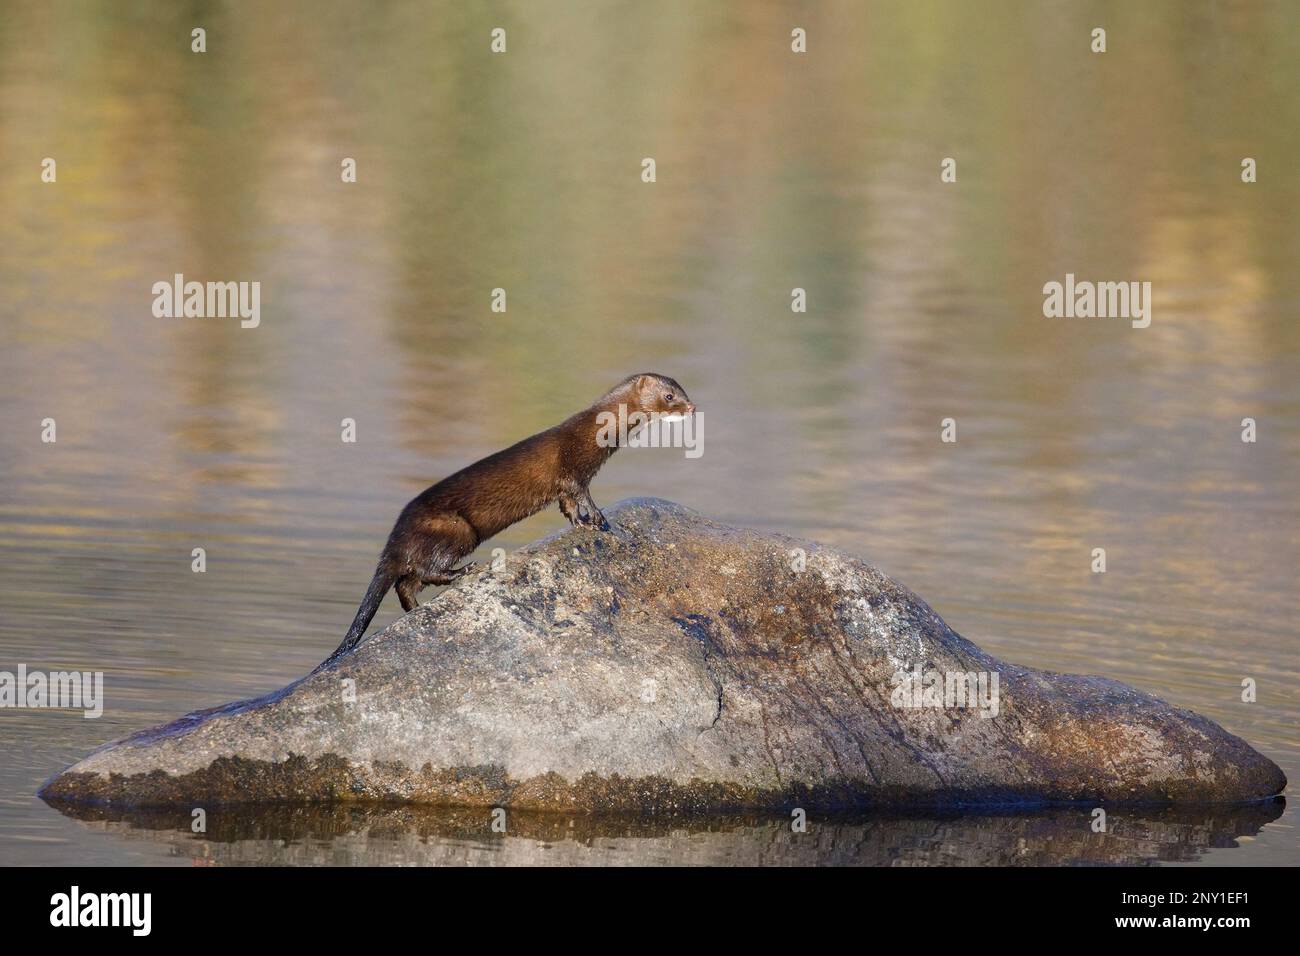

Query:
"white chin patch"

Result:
[[658, 413, 686, 423]]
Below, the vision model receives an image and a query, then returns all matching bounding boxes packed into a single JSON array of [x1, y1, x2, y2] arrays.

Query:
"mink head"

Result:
[[618, 372, 696, 419]]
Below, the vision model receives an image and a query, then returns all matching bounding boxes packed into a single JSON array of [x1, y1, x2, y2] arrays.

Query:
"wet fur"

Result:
[[321, 373, 693, 667]]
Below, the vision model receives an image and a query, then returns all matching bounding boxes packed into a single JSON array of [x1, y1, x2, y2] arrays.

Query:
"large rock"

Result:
[[40, 498, 1285, 811]]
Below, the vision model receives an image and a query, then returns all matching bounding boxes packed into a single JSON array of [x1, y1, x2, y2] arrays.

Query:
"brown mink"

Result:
[[321, 373, 695, 666]]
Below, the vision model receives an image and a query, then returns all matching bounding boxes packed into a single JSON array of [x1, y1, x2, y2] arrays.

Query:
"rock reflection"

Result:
[[50, 799, 1284, 867]]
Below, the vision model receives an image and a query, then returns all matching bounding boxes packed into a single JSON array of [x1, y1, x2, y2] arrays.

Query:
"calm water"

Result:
[[1, 1, 1296, 866]]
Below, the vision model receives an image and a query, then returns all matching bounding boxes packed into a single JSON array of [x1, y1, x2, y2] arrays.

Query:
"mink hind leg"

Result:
[[422, 562, 482, 586], [395, 511, 481, 610], [395, 566, 466, 611], [395, 575, 424, 612]]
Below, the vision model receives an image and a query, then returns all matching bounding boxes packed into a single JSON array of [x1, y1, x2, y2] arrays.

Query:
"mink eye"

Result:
[[664, 392, 674, 402]]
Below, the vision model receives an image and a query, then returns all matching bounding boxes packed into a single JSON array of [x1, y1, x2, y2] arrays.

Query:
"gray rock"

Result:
[[40, 498, 1285, 811]]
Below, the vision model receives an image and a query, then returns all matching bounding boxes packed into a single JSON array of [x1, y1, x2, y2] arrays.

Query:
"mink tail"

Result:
[[317, 565, 395, 671]]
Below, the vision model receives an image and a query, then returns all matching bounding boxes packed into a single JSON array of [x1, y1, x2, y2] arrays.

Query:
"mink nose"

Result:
[[685, 402, 697, 414]]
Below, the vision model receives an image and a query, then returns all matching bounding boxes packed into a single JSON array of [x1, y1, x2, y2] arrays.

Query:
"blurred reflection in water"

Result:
[[45, 801, 1287, 867], [1, 1, 1296, 865]]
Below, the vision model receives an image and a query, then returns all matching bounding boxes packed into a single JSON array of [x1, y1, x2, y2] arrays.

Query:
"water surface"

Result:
[[1, 1, 1296, 865]]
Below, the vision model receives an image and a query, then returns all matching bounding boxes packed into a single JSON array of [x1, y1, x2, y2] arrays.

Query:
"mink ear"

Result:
[[634, 374, 651, 390]]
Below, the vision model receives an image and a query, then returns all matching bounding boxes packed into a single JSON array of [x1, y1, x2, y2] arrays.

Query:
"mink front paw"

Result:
[[575, 505, 610, 531]]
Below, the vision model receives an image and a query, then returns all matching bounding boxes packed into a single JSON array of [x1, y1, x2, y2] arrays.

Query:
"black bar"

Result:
[[3, 865, 1282, 940]]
